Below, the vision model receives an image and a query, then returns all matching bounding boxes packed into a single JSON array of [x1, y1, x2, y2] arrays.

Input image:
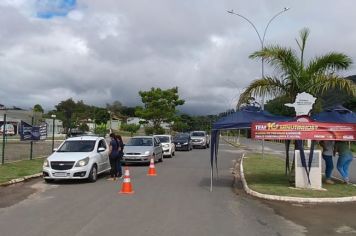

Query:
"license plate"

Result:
[[176, 144, 181, 147], [54, 172, 67, 177]]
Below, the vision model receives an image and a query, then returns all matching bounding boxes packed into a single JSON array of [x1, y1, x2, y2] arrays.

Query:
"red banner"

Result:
[[252, 121, 356, 140]]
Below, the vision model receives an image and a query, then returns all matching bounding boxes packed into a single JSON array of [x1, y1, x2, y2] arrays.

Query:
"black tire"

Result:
[[44, 178, 54, 184], [172, 151, 175, 157], [159, 153, 163, 162], [88, 165, 98, 183]]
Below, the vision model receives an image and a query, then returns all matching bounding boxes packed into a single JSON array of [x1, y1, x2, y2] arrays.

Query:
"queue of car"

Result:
[[42, 131, 210, 183]]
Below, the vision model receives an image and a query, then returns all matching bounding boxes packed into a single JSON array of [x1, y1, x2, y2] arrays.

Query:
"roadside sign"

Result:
[[19, 121, 47, 141]]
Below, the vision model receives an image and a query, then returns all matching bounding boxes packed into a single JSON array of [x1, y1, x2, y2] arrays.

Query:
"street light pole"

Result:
[[108, 111, 112, 134], [227, 7, 290, 110], [51, 114, 56, 152], [228, 8, 289, 158]]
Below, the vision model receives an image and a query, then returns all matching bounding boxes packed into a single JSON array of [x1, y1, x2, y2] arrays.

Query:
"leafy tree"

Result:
[[95, 124, 107, 137], [106, 101, 123, 116], [93, 108, 110, 126], [264, 96, 296, 116], [33, 104, 44, 113], [121, 123, 141, 136], [55, 98, 76, 134], [319, 75, 356, 111], [144, 125, 165, 135], [238, 28, 356, 114], [171, 120, 190, 132], [135, 87, 185, 134], [78, 123, 89, 132], [121, 106, 136, 117]]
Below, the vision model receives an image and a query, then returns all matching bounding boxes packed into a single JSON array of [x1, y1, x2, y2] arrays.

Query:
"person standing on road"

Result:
[[334, 141, 354, 184], [108, 133, 121, 180], [116, 134, 124, 178], [320, 140, 335, 184]]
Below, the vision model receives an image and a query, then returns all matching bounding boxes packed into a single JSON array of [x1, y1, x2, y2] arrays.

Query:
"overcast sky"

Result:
[[0, 0, 355, 115]]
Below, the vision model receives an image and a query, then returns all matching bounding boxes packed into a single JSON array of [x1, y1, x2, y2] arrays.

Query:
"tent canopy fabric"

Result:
[[212, 109, 293, 130], [312, 110, 356, 123]]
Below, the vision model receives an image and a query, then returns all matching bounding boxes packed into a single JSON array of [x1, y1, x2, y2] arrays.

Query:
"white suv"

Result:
[[42, 136, 111, 183], [190, 131, 210, 149]]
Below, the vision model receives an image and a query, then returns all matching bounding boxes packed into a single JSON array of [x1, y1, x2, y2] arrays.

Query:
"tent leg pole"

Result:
[[210, 167, 213, 192], [262, 139, 265, 158]]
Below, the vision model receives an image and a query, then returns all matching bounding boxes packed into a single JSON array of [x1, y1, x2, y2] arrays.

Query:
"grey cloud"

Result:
[[0, 0, 355, 115]]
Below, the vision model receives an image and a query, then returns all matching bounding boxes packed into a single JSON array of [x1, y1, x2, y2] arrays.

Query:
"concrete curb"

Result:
[[239, 155, 356, 203], [0, 173, 43, 187]]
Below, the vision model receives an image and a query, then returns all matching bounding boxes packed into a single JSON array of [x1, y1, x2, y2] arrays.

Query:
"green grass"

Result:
[[0, 159, 44, 184], [351, 142, 356, 153], [243, 153, 356, 198]]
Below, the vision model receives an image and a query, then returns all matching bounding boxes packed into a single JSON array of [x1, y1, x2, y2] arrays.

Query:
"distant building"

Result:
[[45, 119, 64, 137], [126, 117, 144, 126]]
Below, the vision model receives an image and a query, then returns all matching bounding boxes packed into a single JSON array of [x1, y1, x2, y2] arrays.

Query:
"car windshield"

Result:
[[191, 132, 205, 137], [156, 136, 169, 143], [57, 140, 96, 152], [175, 133, 189, 139], [126, 138, 153, 146]]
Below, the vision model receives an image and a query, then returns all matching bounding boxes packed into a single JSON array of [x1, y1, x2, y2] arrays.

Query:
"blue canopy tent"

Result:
[[312, 106, 356, 123], [210, 108, 293, 191], [210, 105, 356, 191]]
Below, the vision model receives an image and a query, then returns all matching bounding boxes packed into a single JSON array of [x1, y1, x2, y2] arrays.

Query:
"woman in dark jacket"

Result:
[[108, 133, 120, 180], [116, 134, 124, 178]]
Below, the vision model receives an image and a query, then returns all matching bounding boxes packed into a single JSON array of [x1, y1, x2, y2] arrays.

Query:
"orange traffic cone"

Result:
[[147, 158, 157, 176], [119, 167, 134, 194]]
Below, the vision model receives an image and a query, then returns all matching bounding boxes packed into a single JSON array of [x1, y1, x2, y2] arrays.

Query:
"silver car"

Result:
[[190, 131, 210, 149], [122, 136, 163, 164], [42, 136, 111, 183]]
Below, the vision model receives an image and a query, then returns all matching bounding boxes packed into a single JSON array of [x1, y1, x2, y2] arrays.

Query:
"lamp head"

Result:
[[284, 7, 290, 11]]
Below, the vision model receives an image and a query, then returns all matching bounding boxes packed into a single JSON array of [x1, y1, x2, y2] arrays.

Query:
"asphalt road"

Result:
[[0, 141, 305, 236]]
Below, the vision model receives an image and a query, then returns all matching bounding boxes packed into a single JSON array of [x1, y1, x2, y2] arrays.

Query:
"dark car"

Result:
[[173, 133, 193, 151]]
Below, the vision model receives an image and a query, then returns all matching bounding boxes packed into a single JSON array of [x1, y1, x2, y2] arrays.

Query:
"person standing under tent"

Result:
[[334, 141, 354, 184], [320, 140, 335, 184]]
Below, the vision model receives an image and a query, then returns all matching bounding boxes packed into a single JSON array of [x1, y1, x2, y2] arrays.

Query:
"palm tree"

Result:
[[238, 28, 356, 110]]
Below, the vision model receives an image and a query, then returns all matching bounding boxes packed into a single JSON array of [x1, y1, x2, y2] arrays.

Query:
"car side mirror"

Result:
[[98, 147, 106, 152]]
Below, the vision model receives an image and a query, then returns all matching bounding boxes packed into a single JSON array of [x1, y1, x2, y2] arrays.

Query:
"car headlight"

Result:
[[144, 151, 151, 155], [183, 142, 188, 145], [75, 157, 89, 167], [43, 159, 49, 168], [163, 144, 170, 148]]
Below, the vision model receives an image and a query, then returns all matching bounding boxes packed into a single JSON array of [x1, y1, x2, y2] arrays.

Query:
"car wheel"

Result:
[[44, 178, 54, 184], [88, 164, 98, 183], [159, 153, 163, 162], [172, 151, 175, 157]]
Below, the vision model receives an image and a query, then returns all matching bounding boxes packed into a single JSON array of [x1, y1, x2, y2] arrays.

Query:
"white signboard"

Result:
[[285, 92, 316, 116], [295, 150, 322, 189]]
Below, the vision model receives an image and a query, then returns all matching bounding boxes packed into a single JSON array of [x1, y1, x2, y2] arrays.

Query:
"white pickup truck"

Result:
[[190, 131, 210, 149]]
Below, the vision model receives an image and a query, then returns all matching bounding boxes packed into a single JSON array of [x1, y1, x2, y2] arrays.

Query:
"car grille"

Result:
[[51, 161, 75, 170], [126, 152, 141, 155]]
